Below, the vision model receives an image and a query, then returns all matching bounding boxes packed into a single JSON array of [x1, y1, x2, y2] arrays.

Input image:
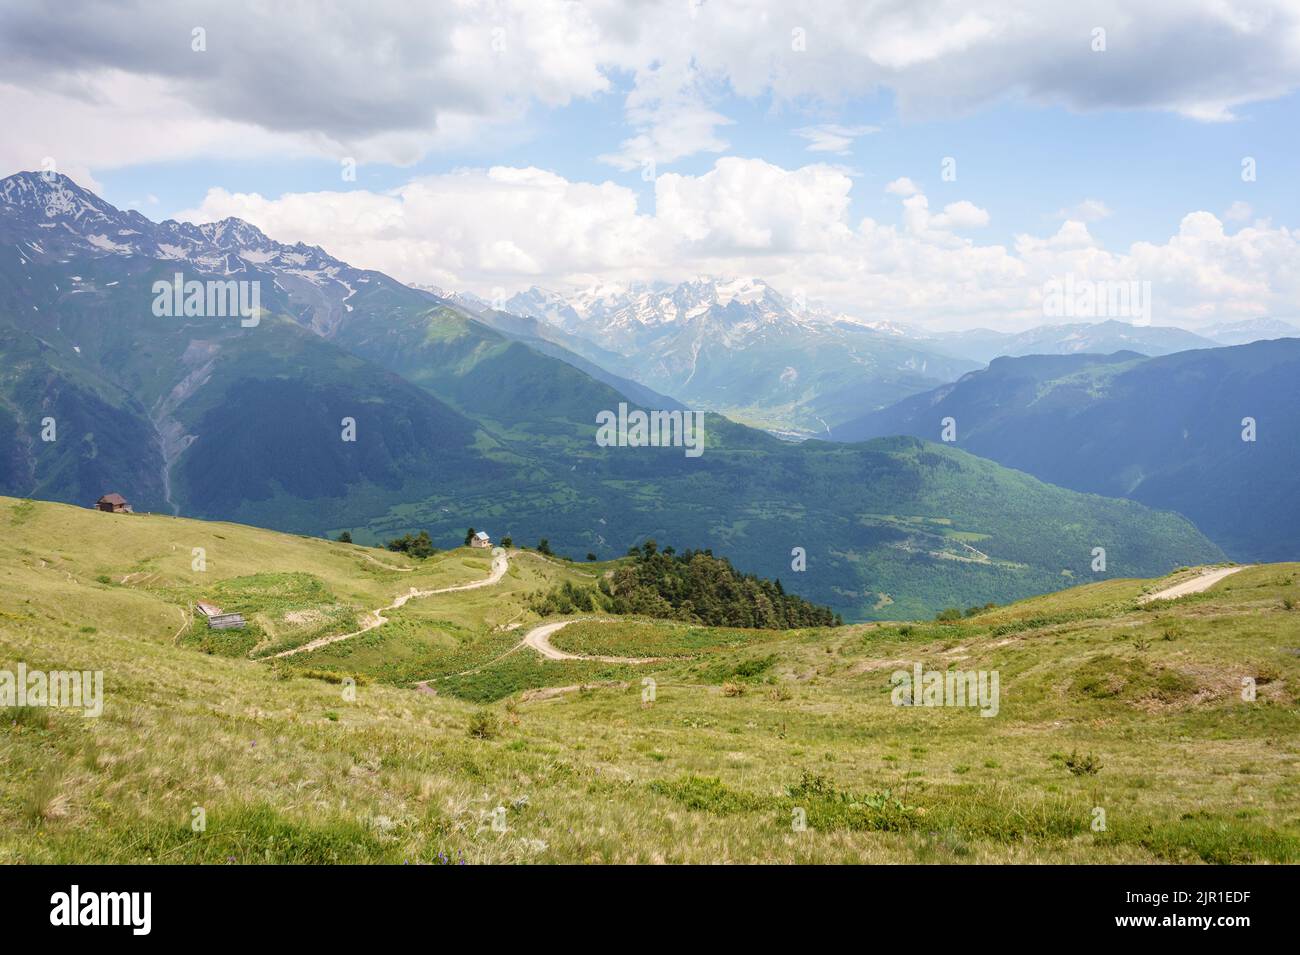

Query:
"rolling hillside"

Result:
[[1, 497, 1295, 864]]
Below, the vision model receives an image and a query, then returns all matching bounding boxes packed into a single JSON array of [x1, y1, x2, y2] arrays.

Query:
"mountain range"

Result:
[[496, 278, 979, 434], [493, 281, 1295, 434], [920, 319, 1220, 364], [830, 341, 1300, 561], [0, 172, 1230, 618]]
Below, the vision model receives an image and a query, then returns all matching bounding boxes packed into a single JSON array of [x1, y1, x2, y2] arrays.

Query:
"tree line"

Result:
[[531, 539, 840, 629]]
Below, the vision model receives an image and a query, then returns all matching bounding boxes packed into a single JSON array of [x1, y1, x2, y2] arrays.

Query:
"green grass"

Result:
[[548, 620, 766, 658], [1, 496, 1296, 864]]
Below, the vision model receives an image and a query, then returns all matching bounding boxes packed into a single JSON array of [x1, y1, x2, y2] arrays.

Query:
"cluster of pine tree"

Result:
[[386, 530, 436, 559], [606, 541, 840, 628], [530, 540, 840, 628]]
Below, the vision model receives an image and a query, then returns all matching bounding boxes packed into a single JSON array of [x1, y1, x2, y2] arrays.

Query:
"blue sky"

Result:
[[4, 1, 1300, 329], [89, 80, 1300, 260]]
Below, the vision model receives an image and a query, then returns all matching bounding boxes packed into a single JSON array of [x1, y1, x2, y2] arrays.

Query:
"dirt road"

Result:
[[522, 618, 661, 664], [272, 550, 509, 659], [1139, 565, 1248, 604]]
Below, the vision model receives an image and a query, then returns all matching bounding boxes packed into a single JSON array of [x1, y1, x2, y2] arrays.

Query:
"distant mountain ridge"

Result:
[[831, 340, 1300, 561], [1201, 317, 1300, 345], [500, 277, 979, 432], [922, 319, 1219, 363]]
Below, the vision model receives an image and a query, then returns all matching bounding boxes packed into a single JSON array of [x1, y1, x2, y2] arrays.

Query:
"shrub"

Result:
[[701, 654, 778, 684], [528, 580, 609, 616], [1064, 750, 1102, 776], [721, 681, 746, 697], [296, 669, 369, 687], [467, 709, 500, 739], [649, 775, 771, 814]]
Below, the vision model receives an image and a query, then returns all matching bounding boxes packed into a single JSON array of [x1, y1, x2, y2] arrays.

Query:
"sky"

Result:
[[2, 0, 1299, 331]]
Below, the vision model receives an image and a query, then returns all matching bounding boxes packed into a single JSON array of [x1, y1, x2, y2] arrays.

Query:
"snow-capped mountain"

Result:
[[1202, 317, 1300, 346], [500, 276, 975, 432], [0, 170, 687, 431], [1, 171, 440, 338], [5, 172, 329, 272], [509, 277, 823, 342]]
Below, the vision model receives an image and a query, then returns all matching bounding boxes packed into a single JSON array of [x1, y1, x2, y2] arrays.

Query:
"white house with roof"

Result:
[[470, 530, 491, 548]]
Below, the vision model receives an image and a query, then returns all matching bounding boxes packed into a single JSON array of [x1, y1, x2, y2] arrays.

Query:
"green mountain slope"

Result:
[[0, 253, 499, 527], [354, 428, 1223, 620], [831, 341, 1300, 561]]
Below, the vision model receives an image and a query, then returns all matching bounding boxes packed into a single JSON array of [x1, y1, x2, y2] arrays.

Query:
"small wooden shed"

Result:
[[196, 601, 246, 630], [470, 531, 491, 548], [95, 493, 132, 513]]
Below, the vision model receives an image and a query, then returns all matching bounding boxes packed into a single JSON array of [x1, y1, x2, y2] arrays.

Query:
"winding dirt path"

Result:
[[271, 551, 510, 659], [1139, 565, 1249, 604], [413, 618, 661, 692], [522, 618, 661, 664]]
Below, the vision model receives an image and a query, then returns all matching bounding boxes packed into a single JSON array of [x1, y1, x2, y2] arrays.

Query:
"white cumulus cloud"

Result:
[[177, 157, 1300, 332]]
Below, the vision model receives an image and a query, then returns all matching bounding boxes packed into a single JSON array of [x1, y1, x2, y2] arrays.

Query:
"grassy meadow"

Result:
[[1, 496, 1297, 864]]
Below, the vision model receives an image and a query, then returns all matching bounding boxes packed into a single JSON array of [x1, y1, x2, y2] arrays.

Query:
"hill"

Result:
[[1, 497, 1295, 863], [829, 340, 1300, 561]]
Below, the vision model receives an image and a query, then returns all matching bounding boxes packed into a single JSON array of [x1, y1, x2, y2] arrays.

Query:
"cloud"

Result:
[[177, 157, 1300, 332], [597, 62, 734, 170], [3, 1, 1299, 172], [900, 194, 991, 233], [0, 0, 610, 172], [1224, 200, 1253, 222], [885, 177, 920, 197], [793, 124, 881, 154], [1056, 199, 1113, 222]]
